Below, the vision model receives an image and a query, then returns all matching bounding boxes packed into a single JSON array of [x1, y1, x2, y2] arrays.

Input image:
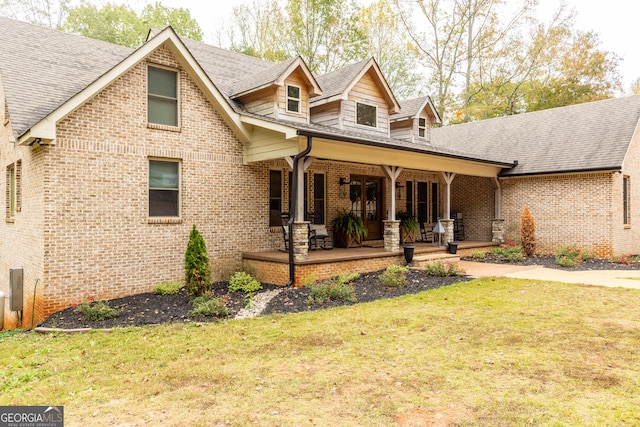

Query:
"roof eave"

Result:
[[499, 166, 622, 178]]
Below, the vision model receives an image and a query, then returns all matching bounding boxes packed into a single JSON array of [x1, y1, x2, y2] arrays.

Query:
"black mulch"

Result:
[[38, 256, 638, 330], [38, 269, 470, 330]]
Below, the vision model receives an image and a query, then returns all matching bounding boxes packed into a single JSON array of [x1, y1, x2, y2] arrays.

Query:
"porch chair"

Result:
[[420, 222, 435, 243], [280, 212, 290, 251], [309, 224, 333, 250]]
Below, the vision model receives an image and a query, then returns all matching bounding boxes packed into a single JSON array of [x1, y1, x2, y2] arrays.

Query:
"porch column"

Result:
[[383, 165, 403, 220], [383, 220, 400, 252], [440, 172, 456, 220], [292, 221, 310, 261], [492, 177, 502, 218], [491, 219, 505, 243], [440, 218, 454, 243]]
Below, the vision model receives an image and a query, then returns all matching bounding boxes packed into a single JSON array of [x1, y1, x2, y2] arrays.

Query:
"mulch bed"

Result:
[[38, 255, 639, 330]]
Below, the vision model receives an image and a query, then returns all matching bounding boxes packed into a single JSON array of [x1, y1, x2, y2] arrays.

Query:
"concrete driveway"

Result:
[[459, 260, 640, 290]]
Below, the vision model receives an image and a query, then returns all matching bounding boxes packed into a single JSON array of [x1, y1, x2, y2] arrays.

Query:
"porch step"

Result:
[[413, 252, 460, 268]]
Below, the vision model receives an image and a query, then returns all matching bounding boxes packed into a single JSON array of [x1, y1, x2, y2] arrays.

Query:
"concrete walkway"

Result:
[[458, 260, 640, 290]]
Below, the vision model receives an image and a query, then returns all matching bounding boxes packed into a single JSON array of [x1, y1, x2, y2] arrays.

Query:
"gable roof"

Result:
[[432, 95, 640, 176], [391, 96, 442, 124], [311, 58, 400, 113], [0, 16, 132, 138], [230, 56, 321, 99]]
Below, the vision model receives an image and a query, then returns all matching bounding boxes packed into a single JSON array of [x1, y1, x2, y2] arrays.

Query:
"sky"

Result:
[[146, 0, 640, 93]]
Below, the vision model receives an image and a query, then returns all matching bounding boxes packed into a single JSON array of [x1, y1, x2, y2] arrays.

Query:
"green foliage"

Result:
[[190, 294, 229, 318], [555, 245, 592, 267], [610, 254, 640, 265], [229, 272, 262, 293], [470, 250, 487, 259], [63, 1, 202, 48], [75, 296, 121, 321], [396, 210, 419, 234], [184, 225, 211, 298], [426, 260, 465, 277], [379, 264, 409, 288], [305, 273, 358, 305], [520, 206, 536, 257], [331, 209, 367, 240], [153, 281, 182, 295], [490, 242, 524, 262]]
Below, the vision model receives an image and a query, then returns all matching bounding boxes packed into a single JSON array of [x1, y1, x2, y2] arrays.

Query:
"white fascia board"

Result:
[[239, 115, 299, 140], [18, 27, 250, 145]]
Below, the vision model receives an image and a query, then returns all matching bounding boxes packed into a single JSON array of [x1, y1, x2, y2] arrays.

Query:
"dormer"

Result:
[[230, 56, 321, 124], [390, 96, 441, 143], [310, 58, 400, 137]]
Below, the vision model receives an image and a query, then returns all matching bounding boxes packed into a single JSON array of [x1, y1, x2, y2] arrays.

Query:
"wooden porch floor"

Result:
[[243, 240, 499, 265]]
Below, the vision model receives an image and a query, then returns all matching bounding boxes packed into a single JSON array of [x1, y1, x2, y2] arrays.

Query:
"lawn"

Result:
[[1, 277, 639, 426]]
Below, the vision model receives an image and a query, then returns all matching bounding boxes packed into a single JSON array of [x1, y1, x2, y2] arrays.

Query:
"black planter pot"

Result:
[[447, 242, 458, 254], [403, 245, 415, 266]]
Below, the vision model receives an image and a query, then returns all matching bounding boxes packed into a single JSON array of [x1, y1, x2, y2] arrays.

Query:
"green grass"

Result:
[[1, 278, 639, 426]]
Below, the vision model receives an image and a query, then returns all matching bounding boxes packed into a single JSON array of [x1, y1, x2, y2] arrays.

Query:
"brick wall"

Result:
[[501, 173, 615, 257]]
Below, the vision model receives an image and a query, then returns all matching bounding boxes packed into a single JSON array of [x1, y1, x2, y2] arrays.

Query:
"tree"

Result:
[[62, 1, 203, 48], [520, 205, 536, 257], [184, 225, 211, 297], [0, 0, 69, 28]]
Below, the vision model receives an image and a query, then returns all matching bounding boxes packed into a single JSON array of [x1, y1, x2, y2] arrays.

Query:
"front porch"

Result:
[[243, 240, 499, 286]]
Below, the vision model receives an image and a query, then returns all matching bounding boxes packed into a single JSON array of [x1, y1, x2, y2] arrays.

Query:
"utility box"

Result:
[[9, 268, 23, 311]]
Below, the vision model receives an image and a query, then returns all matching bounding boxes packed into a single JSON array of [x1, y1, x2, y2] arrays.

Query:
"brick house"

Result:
[[0, 17, 638, 328]]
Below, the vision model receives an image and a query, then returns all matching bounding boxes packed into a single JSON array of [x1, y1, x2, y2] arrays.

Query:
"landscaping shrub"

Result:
[[153, 281, 182, 295], [470, 250, 486, 259], [190, 294, 229, 318], [305, 273, 358, 305], [379, 264, 409, 288], [426, 260, 466, 277], [490, 242, 524, 262], [609, 254, 640, 265], [184, 225, 211, 297], [555, 245, 591, 267], [75, 296, 121, 321], [520, 206, 536, 256], [229, 272, 262, 293]]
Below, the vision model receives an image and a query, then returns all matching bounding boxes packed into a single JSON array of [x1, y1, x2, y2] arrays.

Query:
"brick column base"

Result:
[[491, 219, 505, 243], [440, 219, 454, 243], [292, 221, 309, 261], [383, 220, 400, 252]]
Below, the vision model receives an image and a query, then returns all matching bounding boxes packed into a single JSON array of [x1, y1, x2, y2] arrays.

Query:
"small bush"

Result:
[[153, 281, 182, 295], [75, 296, 121, 321], [520, 206, 536, 257], [426, 260, 466, 277], [379, 264, 409, 288], [470, 250, 486, 259], [490, 242, 524, 262], [184, 225, 211, 297], [305, 273, 358, 305], [190, 294, 229, 318], [555, 245, 589, 267], [229, 272, 262, 293], [610, 254, 640, 265]]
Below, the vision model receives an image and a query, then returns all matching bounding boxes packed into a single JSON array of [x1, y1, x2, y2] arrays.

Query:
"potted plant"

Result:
[[331, 209, 367, 248], [397, 210, 419, 244]]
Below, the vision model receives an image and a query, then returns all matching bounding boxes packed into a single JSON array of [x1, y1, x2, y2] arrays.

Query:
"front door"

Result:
[[350, 176, 383, 240]]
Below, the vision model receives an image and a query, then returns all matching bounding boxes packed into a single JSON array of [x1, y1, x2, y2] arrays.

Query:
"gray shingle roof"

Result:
[[391, 96, 430, 121], [0, 16, 133, 137], [312, 58, 370, 103], [230, 57, 299, 97], [432, 95, 640, 176]]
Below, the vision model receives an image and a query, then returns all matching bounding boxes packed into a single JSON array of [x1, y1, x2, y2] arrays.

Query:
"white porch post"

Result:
[[492, 177, 502, 218], [383, 165, 403, 220], [440, 172, 456, 220], [285, 156, 315, 222]]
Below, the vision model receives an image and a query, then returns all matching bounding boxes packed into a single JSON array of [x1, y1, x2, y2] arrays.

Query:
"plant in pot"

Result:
[[331, 209, 368, 248], [397, 210, 419, 244]]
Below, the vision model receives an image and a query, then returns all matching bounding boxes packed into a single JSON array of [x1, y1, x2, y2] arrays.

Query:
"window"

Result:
[[418, 117, 427, 138], [286, 85, 301, 113], [313, 173, 325, 224], [269, 170, 282, 226], [356, 102, 377, 127], [148, 66, 178, 127], [7, 164, 15, 219], [149, 159, 180, 217], [623, 175, 630, 225], [405, 180, 413, 214]]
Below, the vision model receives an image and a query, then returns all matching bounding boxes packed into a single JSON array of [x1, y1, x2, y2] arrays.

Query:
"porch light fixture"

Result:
[[395, 182, 404, 200], [339, 177, 349, 198]]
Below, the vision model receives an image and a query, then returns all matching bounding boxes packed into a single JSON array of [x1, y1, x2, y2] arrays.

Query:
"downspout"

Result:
[[286, 135, 313, 286]]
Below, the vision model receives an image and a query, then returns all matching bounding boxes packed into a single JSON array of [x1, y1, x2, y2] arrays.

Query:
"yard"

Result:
[[2, 277, 639, 426]]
